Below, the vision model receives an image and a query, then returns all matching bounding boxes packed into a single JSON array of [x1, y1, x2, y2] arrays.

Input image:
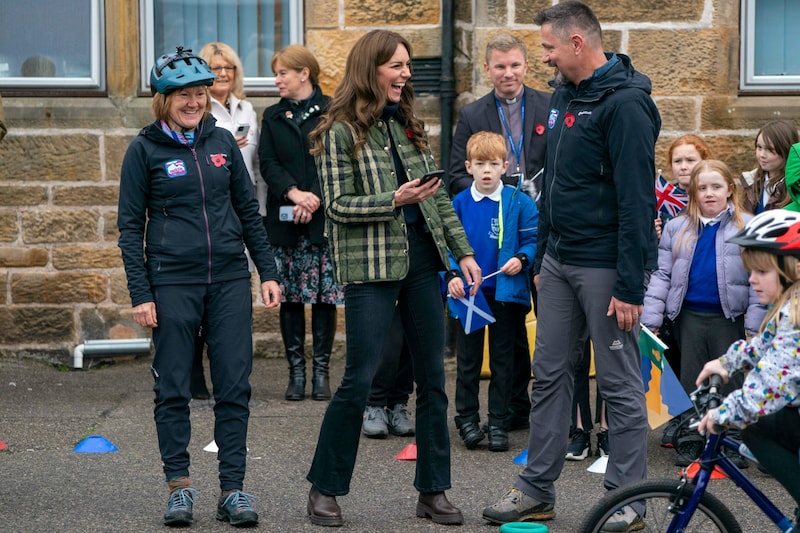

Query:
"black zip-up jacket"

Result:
[[533, 53, 661, 304], [259, 87, 330, 247], [118, 117, 279, 307]]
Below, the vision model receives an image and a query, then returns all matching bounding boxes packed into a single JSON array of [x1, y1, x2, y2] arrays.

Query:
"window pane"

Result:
[[149, 0, 298, 83], [754, 0, 800, 77], [0, 0, 102, 87], [742, 0, 800, 89]]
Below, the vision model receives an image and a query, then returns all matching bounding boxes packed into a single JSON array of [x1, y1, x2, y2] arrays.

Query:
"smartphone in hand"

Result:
[[420, 169, 445, 185], [235, 123, 250, 137]]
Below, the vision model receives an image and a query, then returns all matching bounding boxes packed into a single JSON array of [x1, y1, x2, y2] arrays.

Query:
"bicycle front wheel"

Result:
[[578, 478, 741, 533]]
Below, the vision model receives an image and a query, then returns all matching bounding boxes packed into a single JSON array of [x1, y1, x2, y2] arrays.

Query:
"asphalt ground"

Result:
[[0, 354, 794, 532]]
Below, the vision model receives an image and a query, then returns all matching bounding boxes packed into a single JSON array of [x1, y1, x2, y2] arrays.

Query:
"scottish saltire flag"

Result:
[[639, 325, 693, 429], [448, 288, 496, 334], [655, 173, 688, 220]]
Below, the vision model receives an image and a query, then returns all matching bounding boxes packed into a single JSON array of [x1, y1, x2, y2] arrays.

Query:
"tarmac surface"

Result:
[[0, 354, 794, 532]]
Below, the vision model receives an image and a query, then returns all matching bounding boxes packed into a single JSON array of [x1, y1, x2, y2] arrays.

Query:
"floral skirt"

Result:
[[273, 236, 343, 305]]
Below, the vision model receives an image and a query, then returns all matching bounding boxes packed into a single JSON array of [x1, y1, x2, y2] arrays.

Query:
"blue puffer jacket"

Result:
[[641, 206, 765, 334]]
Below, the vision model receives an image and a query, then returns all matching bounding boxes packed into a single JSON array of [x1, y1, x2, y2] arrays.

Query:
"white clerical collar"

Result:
[[470, 182, 504, 202], [495, 90, 523, 105]]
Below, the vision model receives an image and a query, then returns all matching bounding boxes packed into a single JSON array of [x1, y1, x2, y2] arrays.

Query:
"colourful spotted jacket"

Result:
[[715, 300, 800, 428]]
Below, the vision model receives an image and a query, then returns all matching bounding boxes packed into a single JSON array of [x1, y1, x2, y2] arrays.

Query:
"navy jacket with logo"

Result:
[[534, 53, 661, 305], [118, 116, 278, 307]]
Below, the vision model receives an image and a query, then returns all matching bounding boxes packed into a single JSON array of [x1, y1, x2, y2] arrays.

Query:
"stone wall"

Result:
[[1, 0, 799, 365]]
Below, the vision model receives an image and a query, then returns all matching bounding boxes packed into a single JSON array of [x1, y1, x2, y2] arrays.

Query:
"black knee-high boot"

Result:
[[311, 304, 337, 401], [280, 303, 306, 401]]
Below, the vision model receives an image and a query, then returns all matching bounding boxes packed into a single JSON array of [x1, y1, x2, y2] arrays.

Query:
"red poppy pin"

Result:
[[564, 113, 575, 128], [535, 123, 545, 135], [210, 154, 227, 167], [406, 127, 413, 140]]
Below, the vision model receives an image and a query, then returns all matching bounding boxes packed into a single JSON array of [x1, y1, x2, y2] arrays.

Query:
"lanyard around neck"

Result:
[[494, 96, 525, 171]]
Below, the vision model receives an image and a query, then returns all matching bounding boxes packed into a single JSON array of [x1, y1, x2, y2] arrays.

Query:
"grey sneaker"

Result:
[[164, 487, 198, 527], [387, 403, 415, 436], [215, 490, 259, 527], [362, 405, 389, 438], [482, 488, 556, 524], [601, 505, 644, 532]]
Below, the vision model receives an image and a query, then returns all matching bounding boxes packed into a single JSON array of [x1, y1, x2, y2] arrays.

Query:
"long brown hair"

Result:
[[750, 119, 799, 208], [309, 30, 427, 156]]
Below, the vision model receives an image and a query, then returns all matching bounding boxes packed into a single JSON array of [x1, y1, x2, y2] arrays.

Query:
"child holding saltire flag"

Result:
[[638, 325, 692, 429], [445, 131, 538, 453]]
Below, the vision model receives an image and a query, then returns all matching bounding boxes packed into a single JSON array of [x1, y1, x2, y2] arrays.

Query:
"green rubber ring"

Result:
[[499, 522, 548, 533]]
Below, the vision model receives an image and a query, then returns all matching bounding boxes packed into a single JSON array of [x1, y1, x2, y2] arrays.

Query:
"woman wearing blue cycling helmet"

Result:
[[118, 47, 281, 527]]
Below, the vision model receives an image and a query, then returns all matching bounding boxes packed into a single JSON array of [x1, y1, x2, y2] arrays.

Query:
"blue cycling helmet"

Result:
[[150, 46, 216, 95]]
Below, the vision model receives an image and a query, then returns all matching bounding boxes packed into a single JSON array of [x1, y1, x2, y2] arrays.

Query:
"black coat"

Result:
[[448, 85, 550, 199], [259, 88, 330, 247]]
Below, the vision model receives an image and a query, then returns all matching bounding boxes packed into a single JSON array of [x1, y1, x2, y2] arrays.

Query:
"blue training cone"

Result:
[[512, 449, 528, 465], [73, 435, 118, 453]]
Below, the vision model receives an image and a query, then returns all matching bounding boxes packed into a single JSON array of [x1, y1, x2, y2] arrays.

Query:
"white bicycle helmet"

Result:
[[727, 209, 800, 255], [150, 46, 216, 95]]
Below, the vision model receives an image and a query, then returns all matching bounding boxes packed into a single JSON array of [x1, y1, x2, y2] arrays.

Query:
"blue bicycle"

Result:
[[578, 376, 798, 533]]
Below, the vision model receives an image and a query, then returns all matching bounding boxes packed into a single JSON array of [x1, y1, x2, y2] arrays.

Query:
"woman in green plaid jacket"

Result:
[[304, 30, 481, 528]]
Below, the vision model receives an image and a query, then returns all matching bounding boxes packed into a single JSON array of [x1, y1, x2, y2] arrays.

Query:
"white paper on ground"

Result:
[[587, 455, 608, 474]]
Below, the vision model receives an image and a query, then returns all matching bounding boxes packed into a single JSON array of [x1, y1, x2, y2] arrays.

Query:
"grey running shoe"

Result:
[[362, 405, 389, 438], [387, 403, 415, 436], [482, 488, 556, 524], [215, 491, 259, 527], [600, 505, 644, 532], [164, 487, 198, 527]]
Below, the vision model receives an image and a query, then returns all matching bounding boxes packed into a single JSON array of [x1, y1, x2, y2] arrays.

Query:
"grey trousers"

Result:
[[514, 254, 648, 506]]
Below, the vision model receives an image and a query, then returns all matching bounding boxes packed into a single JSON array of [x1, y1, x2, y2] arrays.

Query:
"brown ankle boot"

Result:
[[308, 486, 343, 527]]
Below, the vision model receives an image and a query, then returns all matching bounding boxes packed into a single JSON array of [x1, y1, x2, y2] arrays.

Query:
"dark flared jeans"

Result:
[[307, 229, 451, 495]]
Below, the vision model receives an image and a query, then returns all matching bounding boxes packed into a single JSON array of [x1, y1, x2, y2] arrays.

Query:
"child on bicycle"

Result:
[[697, 208, 800, 517]]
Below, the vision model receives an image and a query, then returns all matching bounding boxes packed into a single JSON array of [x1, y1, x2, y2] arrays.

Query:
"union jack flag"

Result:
[[655, 173, 688, 220]]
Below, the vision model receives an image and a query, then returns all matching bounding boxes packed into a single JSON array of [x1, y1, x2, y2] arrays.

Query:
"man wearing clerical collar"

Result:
[[448, 33, 550, 203]]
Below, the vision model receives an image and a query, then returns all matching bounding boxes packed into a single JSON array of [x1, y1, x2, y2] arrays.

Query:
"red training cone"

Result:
[[396, 443, 417, 461], [685, 461, 726, 479], [0, 440, 7, 451]]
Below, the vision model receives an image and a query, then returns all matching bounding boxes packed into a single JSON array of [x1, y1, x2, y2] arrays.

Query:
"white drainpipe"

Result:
[[73, 338, 152, 369]]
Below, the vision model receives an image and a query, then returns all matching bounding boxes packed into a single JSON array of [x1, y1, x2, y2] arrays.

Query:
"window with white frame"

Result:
[[141, 0, 303, 92], [0, 0, 104, 88], [740, 0, 800, 91]]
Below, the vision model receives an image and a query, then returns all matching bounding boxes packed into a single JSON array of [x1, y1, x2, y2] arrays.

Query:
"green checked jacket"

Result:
[[316, 116, 474, 285]]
